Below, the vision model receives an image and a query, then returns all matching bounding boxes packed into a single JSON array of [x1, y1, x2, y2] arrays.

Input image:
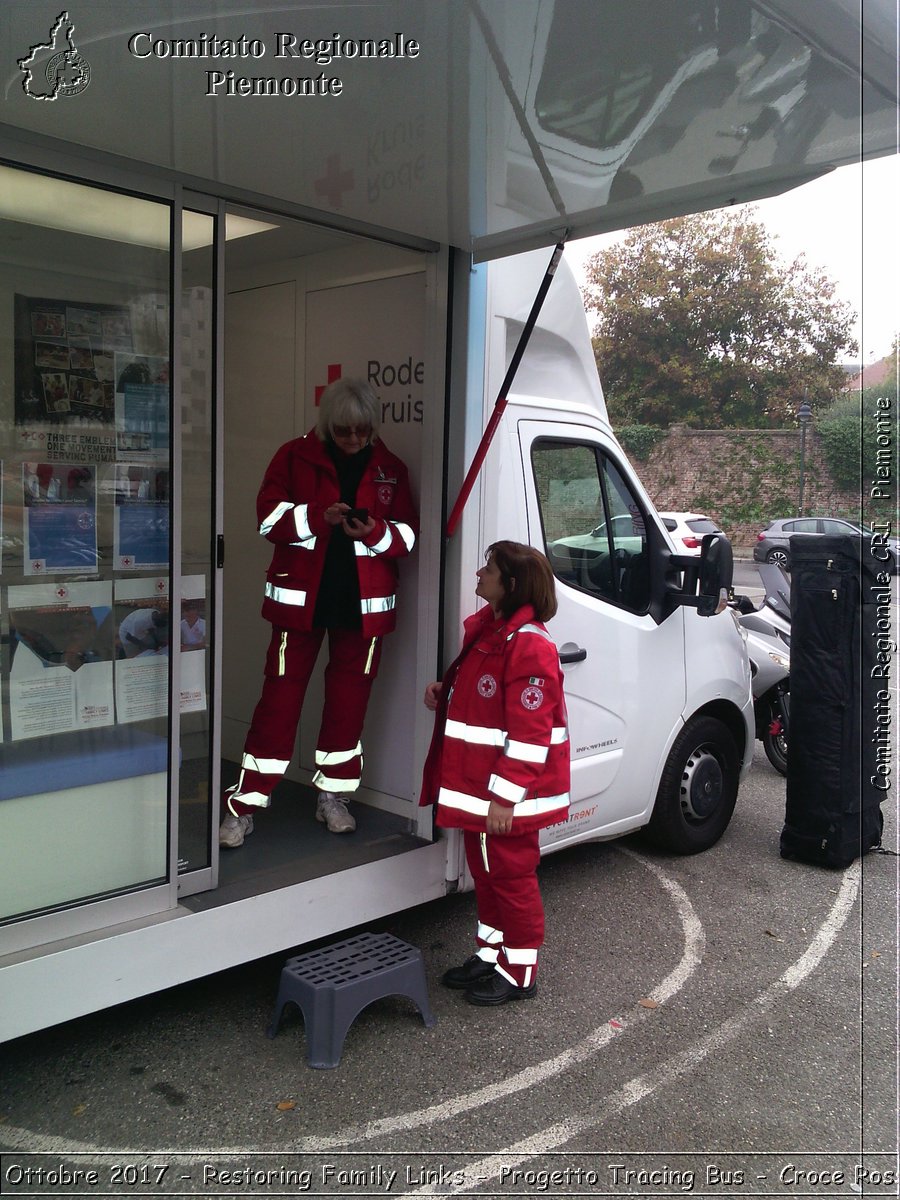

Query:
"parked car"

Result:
[[753, 517, 899, 572], [659, 511, 722, 556]]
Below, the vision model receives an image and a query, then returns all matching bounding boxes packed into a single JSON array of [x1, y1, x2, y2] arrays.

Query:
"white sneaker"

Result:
[[219, 813, 254, 848], [316, 792, 356, 833]]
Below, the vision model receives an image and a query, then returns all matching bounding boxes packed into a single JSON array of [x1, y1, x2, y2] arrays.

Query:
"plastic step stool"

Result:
[[267, 931, 437, 1068]]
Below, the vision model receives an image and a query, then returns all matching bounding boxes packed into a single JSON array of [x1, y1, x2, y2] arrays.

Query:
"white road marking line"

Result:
[[404, 860, 862, 1196], [0, 850, 702, 1156]]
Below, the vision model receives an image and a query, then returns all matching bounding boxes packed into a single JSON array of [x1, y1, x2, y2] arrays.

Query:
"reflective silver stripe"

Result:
[[227, 783, 270, 813], [550, 726, 567, 743], [391, 521, 416, 552], [241, 752, 290, 774], [477, 922, 503, 945], [311, 769, 360, 793], [489, 773, 528, 804], [259, 501, 293, 535], [277, 630, 287, 676], [480, 831, 489, 872], [505, 739, 549, 764], [355, 527, 393, 556], [360, 594, 396, 615], [504, 947, 538, 965], [516, 622, 554, 642], [445, 718, 505, 747], [437, 787, 568, 819], [265, 581, 307, 607], [293, 503, 314, 540], [315, 743, 362, 767]]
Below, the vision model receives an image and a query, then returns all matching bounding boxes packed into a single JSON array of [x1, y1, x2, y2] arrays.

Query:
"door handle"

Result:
[[559, 645, 587, 664]]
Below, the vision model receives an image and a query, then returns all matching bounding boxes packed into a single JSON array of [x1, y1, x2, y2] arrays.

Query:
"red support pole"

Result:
[[445, 242, 565, 539]]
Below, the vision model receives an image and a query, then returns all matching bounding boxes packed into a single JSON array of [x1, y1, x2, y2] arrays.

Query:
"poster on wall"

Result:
[[113, 465, 170, 569], [6, 580, 115, 741], [179, 575, 207, 714], [115, 355, 170, 457], [14, 295, 169, 464], [23, 462, 98, 575], [113, 577, 170, 724]]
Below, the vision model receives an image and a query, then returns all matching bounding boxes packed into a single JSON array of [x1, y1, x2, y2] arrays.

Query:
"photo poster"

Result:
[[14, 296, 122, 462], [115, 355, 170, 458], [113, 577, 170, 725], [6, 580, 114, 742], [23, 461, 98, 575], [114, 465, 170, 569], [179, 575, 207, 714]]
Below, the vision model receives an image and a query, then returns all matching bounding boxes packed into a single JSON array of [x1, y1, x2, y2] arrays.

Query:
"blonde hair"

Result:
[[314, 378, 380, 442]]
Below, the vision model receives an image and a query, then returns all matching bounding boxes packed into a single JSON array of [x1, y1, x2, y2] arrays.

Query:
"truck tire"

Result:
[[645, 716, 739, 854]]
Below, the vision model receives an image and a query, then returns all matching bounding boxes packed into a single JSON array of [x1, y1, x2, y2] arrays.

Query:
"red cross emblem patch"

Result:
[[521, 684, 544, 710]]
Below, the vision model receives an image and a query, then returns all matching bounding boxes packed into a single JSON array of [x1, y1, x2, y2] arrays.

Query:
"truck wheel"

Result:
[[645, 716, 739, 854]]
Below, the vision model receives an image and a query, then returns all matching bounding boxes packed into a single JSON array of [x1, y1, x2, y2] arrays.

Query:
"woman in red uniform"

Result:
[[421, 541, 570, 1005], [220, 377, 417, 847]]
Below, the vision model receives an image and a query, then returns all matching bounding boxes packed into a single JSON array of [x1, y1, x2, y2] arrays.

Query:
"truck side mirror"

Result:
[[697, 532, 733, 616], [664, 532, 733, 618]]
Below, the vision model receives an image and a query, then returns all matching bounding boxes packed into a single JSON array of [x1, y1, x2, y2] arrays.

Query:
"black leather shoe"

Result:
[[441, 955, 497, 990], [465, 971, 537, 1006]]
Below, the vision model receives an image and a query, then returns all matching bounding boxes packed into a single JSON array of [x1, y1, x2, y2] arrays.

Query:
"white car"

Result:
[[659, 511, 723, 556]]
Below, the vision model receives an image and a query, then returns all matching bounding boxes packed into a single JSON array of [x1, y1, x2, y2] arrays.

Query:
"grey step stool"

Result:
[[267, 931, 437, 1068]]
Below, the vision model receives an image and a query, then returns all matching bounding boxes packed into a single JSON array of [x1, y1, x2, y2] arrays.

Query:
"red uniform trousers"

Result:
[[464, 828, 544, 988], [228, 626, 382, 817]]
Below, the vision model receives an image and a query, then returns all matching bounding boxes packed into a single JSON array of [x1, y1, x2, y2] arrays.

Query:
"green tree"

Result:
[[583, 209, 857, 429]]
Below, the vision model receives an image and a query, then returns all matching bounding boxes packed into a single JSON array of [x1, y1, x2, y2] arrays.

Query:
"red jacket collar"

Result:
[[462, 603, 538, 649]]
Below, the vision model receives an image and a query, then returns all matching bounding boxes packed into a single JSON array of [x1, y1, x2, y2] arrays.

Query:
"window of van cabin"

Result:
[[0, 165, 172, 923], [531, 440, 650, 613]]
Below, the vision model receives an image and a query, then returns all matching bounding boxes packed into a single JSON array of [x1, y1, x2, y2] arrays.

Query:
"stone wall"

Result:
[[625, 427, 859, 552]]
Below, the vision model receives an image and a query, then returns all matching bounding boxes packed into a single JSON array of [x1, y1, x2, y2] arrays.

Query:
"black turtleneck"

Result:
[[313, 441, 372, 628]]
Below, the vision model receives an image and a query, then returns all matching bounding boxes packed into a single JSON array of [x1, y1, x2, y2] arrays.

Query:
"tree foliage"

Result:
[[583, 210, 857, 429], [818, 382, 897, 503]]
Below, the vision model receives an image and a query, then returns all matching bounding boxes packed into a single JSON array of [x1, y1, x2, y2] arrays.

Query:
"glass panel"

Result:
[[178, 211, 215, 875], [0, 165, 172, 922], [532, 440, 649, 611]]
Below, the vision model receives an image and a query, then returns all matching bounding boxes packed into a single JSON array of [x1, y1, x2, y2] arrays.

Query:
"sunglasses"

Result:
[[332, 424, 371, 438]]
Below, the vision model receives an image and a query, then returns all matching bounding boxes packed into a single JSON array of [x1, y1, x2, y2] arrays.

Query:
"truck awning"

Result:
[[1, 1, 896, 258]]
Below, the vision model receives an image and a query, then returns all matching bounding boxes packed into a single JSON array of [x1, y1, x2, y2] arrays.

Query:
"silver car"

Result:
[[753, 517, 899, 572]]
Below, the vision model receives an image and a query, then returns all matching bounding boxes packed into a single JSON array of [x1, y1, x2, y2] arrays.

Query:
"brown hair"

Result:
[[486, 540, 558, 622]]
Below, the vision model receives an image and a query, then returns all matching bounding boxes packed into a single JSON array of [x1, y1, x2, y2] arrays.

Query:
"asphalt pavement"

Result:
[[1, 562, 897, 1198]]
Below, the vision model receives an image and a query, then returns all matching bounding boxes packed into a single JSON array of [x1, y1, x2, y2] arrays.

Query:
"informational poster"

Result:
[[114, 465, 170, 569], [6, 580, 114, 741], [179, 575, 207, 714], [115, 355, 170, 457], [23, 461, 98, 575], [14, 294, 168, 464], [113, 577, 170, 724]]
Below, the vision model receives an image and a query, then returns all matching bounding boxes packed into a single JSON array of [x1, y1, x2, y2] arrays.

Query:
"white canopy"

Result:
[[2, 1, 896, 257]]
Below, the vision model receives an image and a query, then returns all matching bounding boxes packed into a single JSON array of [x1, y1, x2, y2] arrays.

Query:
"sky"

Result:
[[564, 154, 899, 364]]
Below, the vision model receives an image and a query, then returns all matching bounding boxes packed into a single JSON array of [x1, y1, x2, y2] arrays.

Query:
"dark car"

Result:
[[753, 517, 899, 572]]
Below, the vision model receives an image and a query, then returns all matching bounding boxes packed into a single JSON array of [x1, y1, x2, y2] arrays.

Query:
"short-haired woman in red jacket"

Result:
[[421, 541, 570, 1006], [220, 378, 417, 847]]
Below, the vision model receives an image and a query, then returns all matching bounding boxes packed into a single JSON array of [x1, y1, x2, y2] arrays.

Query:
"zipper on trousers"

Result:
[[480, 832, 490, 873], [364, 636, 378, 675]]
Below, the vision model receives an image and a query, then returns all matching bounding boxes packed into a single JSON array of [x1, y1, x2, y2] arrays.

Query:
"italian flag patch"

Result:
[[528, 676, 545, 686]]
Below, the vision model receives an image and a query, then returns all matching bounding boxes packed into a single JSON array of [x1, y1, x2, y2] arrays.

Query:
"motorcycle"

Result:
[[731, 565, 791, 775]]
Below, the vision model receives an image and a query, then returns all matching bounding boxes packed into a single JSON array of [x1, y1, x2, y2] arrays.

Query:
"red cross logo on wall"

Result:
[[314, 154, 354, 209], [315, 363, 343, 405]]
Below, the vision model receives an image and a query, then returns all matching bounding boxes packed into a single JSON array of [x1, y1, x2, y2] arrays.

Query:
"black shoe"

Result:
[[465, 971, 537, 1006], [441, 955, 497, 990]]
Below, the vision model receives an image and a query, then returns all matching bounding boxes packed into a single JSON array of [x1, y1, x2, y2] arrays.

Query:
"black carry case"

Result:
[[781, 533, 887, 868]]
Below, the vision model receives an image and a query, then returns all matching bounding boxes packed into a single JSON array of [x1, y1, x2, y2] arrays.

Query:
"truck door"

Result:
[[519, 423, 687, 845]]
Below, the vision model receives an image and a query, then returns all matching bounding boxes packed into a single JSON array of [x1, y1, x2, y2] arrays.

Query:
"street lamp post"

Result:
[[797, 399, 812, 516]]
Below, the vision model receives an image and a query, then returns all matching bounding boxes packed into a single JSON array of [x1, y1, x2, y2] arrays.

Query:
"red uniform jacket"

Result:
[[421, 604, 570, 833], [257, 430, 417, 637]]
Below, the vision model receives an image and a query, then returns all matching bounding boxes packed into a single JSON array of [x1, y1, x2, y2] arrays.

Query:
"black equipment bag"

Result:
[[781, 533, 887, 867]]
